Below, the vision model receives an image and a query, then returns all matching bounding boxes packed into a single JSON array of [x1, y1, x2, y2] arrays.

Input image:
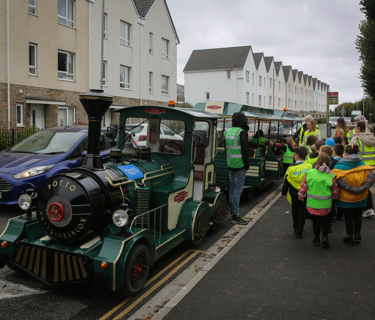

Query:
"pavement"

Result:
[[140, 185, 375, 320]]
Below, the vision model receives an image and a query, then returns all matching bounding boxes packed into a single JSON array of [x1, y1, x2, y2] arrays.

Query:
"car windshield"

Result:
[[9, 131, 86, 154]]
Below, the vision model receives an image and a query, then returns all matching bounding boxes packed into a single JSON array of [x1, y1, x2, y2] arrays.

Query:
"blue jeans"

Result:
[[229, 168, 247, 216]]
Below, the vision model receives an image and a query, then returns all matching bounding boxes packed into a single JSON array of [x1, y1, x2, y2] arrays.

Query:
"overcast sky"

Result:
[[167, 0, 365, 105]]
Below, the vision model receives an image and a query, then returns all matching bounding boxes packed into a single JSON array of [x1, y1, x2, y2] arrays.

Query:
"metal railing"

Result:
[[129, 204, 166, 240], [0, 127, 40, 151]]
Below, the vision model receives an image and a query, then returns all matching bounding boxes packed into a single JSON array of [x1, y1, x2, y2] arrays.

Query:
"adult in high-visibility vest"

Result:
[[333, 117, 351, 143], [282, 146, 312, 239], [293, 115, 314, 146], [298, 153, 339, 248], [349, 115, 373, 142], [350, 120, 375, 219], [224, 112, 250, 225], [301, 119, 321, 146]]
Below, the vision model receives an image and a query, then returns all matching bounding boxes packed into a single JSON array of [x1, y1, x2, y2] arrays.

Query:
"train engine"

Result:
[[0, 90, 227, 295]]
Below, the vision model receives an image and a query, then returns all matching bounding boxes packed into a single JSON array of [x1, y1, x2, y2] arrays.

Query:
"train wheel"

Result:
[[120, 244, 150, 296], [191, 208, 210, 247], [211, 198, 227, 232]]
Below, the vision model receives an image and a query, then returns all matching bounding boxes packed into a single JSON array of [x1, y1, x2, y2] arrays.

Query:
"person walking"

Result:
[[224, 112, 250, 225], [301, 119, 321, 146], [282, 146, 312, 239], [332, 145, 375, 245], [350, 120, 375, 218], [298, 153, 339, 248], [293, 115, 314, 146]]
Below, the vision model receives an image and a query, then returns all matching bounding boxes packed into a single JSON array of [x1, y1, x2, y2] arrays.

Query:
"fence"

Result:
[[0, 127, 40, 151]]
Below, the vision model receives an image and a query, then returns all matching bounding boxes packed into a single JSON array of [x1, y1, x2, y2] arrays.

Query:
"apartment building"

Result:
[[0, 0, 179, 130], [184, 45, 329, 118]]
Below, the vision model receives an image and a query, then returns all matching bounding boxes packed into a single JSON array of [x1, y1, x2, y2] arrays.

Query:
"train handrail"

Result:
[[105, 176, 138, 189], [129, 204, 166, 240]]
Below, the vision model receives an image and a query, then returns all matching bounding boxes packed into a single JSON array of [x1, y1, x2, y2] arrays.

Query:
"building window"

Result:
[[258, 95, 261, 106], [120, 65, 131, 89], [149, 72, 153, 93], [278, 81, 281, 90], [288, 84, 290, 92], [149, 33, 153, 54], [269, 95, 272, 107], [161, 75, 169, 95], [58, 107, 75, 126], [102, 61, 107, 86], [288, 99, 290, 107], [246, 92, 249, 103], [278, 98, 281, 107], [264, 77, 266, 88], [58, 50, 74, 80], [16, 104, 23, 127], [206, 92, 210, 100], [246, 71, 249, 82], [252, 73, 254, 85], [270, 78, 272, 88], [103, 13, 108, 38], [58, 0, 74, 28], [252, 93, 254, 104], [227, 71, 231, 79], [120, 21, 131, 46], [29, 0, 36, 15], [29, 43, 37, 75], [259, 76, 261, 87], [162, 38, 169, 59]]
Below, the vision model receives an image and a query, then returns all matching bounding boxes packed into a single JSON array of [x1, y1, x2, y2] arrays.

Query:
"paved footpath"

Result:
[[152, 187, 375, 320]]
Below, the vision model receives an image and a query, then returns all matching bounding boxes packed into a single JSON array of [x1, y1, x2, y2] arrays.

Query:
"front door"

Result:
[[30, 104, 45, 130]]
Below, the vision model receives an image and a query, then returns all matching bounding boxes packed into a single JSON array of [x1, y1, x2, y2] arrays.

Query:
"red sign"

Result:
[[207, 105, 222, 110], [174, 191, 188, 203], [145, 108, 166, 115]]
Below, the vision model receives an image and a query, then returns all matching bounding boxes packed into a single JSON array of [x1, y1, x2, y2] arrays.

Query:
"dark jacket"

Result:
[[226, 112, 250, 171], [293, 123, 308, 144]]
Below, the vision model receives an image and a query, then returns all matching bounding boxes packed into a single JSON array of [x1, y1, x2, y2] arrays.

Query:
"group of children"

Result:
[[281, 136, 375, 249]]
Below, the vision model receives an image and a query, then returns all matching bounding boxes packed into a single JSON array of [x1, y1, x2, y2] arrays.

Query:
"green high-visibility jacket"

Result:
[[225, 127, 244, 168], [358, 139, 375, 166], [306, 169, 335, 209], [283, 144, 294, 164]]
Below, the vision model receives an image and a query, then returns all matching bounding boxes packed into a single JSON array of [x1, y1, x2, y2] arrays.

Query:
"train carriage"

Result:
[[0, 90, 227, 295]]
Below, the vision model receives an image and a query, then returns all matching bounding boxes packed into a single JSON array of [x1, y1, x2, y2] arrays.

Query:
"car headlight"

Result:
[[18, 194, 32, 211], [13, 165, 54, 180], [112, 210, 129, 227]]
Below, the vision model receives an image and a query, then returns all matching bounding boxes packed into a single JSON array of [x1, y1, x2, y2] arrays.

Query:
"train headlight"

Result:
[[18, 194, 32, 211], [112, 210, 129, 227]]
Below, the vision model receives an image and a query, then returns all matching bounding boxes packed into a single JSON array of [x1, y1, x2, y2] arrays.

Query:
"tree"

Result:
[[355, 0, 375, 99]]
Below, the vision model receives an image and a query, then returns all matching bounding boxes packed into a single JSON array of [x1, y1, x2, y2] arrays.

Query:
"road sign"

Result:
[[341, 106, 346, 116], [328, 92, 339, 105]]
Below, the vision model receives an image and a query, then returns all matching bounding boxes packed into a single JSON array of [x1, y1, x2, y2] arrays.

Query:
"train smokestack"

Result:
[[79, 89, 113, 169]]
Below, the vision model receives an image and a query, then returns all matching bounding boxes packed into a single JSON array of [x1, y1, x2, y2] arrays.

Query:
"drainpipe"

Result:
[[7, 0, 10, 129], [138, 17, 144, 105], [100, 0, 105, 90]]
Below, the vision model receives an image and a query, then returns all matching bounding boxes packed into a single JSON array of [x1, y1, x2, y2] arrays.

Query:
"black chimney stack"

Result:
[[79, 89, 113, 169]]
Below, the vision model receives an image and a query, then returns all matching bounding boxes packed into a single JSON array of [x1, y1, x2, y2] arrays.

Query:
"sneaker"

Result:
[[231, 214, 248, 225], [313, 238, 320, 246], [362, 209, 375, 218], [343, 236, 355, 246]]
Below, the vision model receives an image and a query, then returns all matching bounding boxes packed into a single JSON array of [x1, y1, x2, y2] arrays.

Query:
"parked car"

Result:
[[329, 117, 339, 128], [125, 123, 183, 146], [0, 126, 114, 206], [344, 117, 351, 124]]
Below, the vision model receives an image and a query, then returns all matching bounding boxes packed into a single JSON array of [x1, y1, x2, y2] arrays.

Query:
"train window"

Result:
[[194, 121, 209, 147], [124, 117, 185, 155]]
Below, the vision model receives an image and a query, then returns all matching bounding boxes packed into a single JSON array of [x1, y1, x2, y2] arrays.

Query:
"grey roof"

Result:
[[312, 78, 317, 89], [184, 46, 252, 72], [264, 57, 273, 72], [292, 69, 298, 82], [133, 0, 154, 17], [283, 66, 292, 82], [275, 61, 282, 76], [133, 0, 180, 44], [253, 52, 264, 69], [298, 71, 303, 83]]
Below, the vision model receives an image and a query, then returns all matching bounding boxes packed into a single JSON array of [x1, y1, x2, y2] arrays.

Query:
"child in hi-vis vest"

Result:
[[282, 147, 312, 239], [298, 153, 339, 249]]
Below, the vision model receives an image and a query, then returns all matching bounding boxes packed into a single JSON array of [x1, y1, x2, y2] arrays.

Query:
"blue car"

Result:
[[0, 126, 115, 206]]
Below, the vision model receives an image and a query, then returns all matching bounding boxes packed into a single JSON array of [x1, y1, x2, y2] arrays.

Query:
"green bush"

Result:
[[0, 123, 39, 151]]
